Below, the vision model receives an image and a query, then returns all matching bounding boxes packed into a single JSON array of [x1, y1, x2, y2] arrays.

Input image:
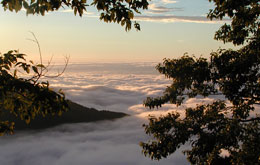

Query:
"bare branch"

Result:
[[239, 117, 260, 123], [44, 55, 70, 78], [26, 32, 69, 82]]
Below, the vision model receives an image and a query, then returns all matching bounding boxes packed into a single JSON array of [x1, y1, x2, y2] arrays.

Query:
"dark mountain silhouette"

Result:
[[0, 100, 128, 131]]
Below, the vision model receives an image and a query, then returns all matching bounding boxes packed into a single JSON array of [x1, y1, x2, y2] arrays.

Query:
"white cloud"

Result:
[[59, 9, 95, 16], [162, 0, 178, 4], [0, 117, 189, 165], [0, 63, 233, 165], [60, 9, 74, 13], [147, 4, 183, 14], [135, 15, 228, 24]]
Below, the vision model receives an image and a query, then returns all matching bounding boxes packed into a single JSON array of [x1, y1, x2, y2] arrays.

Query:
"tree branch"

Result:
[[239, 117, 260, 123]]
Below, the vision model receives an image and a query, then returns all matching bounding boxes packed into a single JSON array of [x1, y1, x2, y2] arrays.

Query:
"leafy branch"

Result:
[[0, 34, 69, 135]]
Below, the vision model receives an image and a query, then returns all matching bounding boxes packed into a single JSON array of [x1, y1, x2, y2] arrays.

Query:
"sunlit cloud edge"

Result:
[[161, 0, 178, 4], [135, 15, 230, 24]]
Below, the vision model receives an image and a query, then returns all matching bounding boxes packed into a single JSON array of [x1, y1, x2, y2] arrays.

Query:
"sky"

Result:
[[0, 0, 235, 63]]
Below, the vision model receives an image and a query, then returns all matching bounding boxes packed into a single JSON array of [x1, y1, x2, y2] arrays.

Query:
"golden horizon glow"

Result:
[[0, 1, 235, 64]]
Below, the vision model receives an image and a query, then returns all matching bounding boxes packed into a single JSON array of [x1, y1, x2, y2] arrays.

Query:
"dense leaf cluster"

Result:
[[208, 0, 260, 45], [0, 50, 68, 135], [141, 0, 260, 164], [1, 0, 150, 30]]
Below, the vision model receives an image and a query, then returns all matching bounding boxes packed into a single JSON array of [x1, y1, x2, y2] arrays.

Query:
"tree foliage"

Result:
[[140, 0, 260, 164], [1, 0, 150, 31], [0, 50, 69, 135]]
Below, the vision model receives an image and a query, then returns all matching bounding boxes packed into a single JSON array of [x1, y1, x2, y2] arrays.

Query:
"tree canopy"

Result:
[[0, 50, 68, 135], [1, 0, 150, 31], [140, 0, 260, 164]]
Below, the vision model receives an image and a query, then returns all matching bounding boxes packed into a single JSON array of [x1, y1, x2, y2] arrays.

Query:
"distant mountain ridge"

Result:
[[0, 101, 128, 131]]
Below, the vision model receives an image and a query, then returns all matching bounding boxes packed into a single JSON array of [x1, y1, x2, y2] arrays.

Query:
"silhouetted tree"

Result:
[[0, 50, 68, 135], [1, 0, 150, 31], [141, 0, 260, 164]]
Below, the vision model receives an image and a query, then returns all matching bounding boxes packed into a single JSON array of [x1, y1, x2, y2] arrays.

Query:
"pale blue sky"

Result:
[[0, 0, 234, 63]]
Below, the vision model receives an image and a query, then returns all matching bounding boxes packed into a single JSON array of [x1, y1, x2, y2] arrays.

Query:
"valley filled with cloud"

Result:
[[0, 63, 215, 165]]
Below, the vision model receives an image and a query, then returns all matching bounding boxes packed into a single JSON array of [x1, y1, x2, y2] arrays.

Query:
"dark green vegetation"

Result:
[[0, 50, 69, 135], [1, 100, 127, 131], [140, 0, 260, 164], [1, 0, 150, 31]]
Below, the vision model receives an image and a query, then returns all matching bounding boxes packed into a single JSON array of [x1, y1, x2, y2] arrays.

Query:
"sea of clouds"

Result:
[[0, 62, 221, 165]]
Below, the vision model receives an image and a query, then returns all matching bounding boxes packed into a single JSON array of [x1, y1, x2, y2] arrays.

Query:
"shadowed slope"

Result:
[[0, 101, 128, 131]]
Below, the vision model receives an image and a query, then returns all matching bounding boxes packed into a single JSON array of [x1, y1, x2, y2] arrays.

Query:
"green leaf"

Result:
[[128, 11, 134, 19], [13, 69, 17, 77], [23, 1, 29, 9], [36, 64, 45, 68], [32, 66, 38, 73]]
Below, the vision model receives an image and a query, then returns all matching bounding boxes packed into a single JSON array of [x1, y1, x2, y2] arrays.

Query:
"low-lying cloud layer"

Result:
[[1, 63, 221, 165], [0, 117, 188, 165]]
